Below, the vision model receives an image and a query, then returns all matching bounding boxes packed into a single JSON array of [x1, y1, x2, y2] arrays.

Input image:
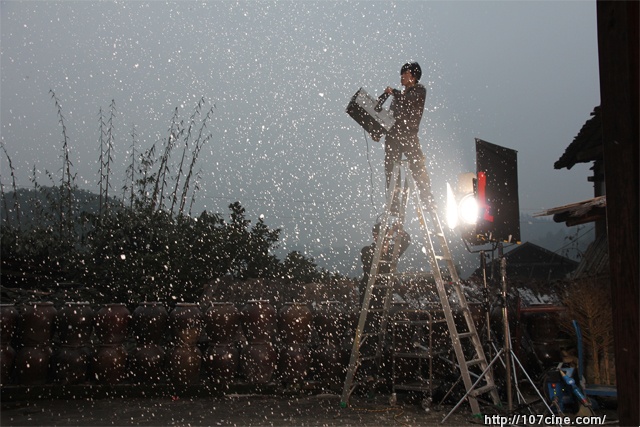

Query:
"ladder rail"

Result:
[[341, 163, 404, 405], [411, 183, 480, 412], [373, 175, 410, 362]]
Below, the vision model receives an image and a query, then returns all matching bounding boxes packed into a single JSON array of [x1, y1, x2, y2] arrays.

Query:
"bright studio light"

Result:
[[458, 194, 479, 225], [446, 181, 479, 230]]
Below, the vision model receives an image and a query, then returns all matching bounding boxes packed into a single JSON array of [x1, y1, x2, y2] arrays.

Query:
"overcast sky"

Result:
[[1, 0, 600, 259]]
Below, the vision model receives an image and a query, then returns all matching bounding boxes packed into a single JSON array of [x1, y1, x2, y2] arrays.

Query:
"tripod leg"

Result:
[[509, 349, 556, 416], [436, 375, 462, 409]]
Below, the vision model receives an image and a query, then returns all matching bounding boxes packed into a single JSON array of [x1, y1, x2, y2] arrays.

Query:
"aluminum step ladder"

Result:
[[340, 160, 501, 415]]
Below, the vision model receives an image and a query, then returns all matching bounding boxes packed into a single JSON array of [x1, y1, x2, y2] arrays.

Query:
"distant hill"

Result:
[[519, 213, 594, 261], [3, 187, 594, 280], [1, 186, 108, 228], [294, 213, 595, 280]]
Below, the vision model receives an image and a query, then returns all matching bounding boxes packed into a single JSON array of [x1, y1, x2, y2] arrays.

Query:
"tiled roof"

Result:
[[554, 106, 602, 170], [469, 241, 578, 281], [571, 233, 609, 279]]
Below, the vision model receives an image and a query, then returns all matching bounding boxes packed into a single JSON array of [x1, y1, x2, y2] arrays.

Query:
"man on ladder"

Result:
[[383, 61, 435, 212], [341, 61, 501, 416]]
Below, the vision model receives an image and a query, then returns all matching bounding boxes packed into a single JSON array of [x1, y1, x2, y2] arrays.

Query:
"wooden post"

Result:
[[596, 1, 639, 425]]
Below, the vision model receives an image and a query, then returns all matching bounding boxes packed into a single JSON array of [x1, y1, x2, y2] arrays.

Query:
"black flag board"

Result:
[[474, 138, 521, 244]]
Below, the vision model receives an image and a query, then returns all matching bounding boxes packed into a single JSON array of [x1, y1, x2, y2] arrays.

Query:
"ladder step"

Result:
[[359, 355, 378, 362], [468, 384, 497, 397], [361, 332, 382, 339], [457, 332, 474, 340], [466, 358, 485, 367]]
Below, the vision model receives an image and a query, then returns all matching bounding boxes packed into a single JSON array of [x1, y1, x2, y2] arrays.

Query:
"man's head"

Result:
[[400, 62, 422, 83]]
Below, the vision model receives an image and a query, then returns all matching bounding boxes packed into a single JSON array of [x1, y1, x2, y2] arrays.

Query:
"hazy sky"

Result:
[[1, 1, 600, 260]]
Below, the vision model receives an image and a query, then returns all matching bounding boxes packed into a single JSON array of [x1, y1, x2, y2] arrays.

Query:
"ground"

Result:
[[1, 393, 482, 426], [1, 383, 620, 427]]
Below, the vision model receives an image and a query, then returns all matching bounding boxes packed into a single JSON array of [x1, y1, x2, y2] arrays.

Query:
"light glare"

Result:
[[446, 183, 458, 229]]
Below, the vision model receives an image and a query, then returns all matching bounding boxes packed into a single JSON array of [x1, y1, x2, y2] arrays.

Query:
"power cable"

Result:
[[363, 129, 379, 217], [550, 225, 595, 258]]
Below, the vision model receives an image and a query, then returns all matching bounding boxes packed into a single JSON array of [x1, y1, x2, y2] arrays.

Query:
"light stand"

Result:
[[499, 249, 514, 412], [479, 250, 493, 358]]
